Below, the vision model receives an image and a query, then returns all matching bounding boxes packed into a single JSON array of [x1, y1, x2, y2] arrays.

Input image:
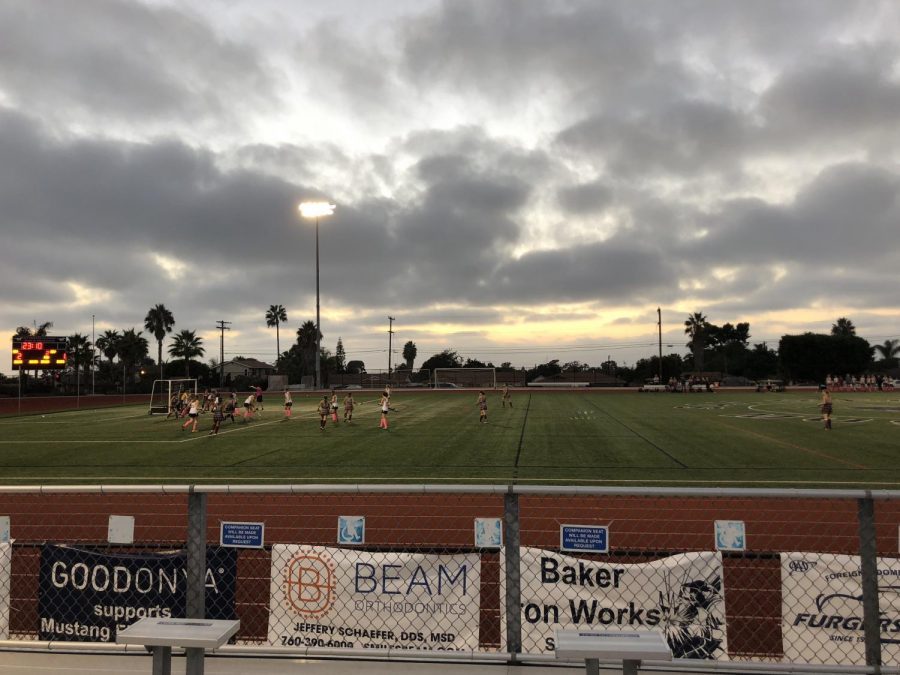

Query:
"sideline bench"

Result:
[[555, 629, 672, 675], [116, 617, 240, 675]]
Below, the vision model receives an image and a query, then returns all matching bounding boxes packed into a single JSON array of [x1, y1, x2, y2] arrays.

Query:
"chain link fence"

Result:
[[0, 485, 896, 671]]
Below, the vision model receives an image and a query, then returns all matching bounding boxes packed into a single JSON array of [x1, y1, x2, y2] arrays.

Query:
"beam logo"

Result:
[[282, 548, 337, 618]]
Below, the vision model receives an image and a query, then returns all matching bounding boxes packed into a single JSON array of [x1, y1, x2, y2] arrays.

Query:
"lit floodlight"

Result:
[[298, 202, 336, 219]]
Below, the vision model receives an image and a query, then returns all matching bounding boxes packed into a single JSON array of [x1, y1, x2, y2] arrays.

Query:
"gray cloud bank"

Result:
[[1, 0, 899, 368]]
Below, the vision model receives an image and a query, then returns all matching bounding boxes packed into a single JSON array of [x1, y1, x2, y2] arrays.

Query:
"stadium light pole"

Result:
[[298, 202, 336, 390]]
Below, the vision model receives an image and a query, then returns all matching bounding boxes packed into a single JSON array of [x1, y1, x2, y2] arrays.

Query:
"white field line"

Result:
[[179, 418, 282, 442]]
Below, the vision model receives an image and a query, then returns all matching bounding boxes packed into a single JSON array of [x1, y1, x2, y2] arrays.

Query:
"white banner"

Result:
[[782, 552, 900, 665], [0, 542, 10, 640], [268, 545, 481, 651], [519, 547, 728, 660]]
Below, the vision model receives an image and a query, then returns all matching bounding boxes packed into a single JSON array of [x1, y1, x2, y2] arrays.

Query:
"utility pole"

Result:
[[387, 316, 395, 387], [657, 307, 663, 381], [216, 320, 231, 388], [91, 314, 95, 396]]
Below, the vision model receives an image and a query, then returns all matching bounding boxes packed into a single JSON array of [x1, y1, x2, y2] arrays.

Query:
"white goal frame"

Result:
[[149, 378, 198, 415], [432, 368, 496, 389]]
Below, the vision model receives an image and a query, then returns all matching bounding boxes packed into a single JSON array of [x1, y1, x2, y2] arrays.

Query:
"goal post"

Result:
[[433, 368, 496, 389], [149, 379, 198, 415]]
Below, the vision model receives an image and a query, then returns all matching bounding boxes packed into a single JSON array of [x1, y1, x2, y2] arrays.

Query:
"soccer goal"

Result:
[[149, 379, 198, 415], [433, 368, 496, 389]]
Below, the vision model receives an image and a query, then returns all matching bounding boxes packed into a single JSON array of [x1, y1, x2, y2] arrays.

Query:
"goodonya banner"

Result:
[[38, 545, 237, 643], [515, 547, 728, 659], [781, 552, 900, 665], [0, 542, 11, 640], [268, 544, 481, 651]]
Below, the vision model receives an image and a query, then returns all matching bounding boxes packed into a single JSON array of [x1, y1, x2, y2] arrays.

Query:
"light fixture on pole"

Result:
[[387, 316, 395, 386], [91, 314, 96, 396], [298, 201, 336, 390]]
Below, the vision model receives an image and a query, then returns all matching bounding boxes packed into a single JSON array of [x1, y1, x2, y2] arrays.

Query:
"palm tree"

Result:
[[874, 339, 900, 368], [684, 312, 709, 372], [296, 320, 320, 377], [403, 340, 417, 370], [831, 317, 857, 337], [144, 304, 175, 381], [67, 333, 94, 391], [168, 330, 205, 377], [95, 329, 121, 370], [265, 305, 288, 369], [116, 328, 149, 390]]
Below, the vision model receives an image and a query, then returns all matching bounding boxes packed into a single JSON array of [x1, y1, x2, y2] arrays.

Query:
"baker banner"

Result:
[[38, 545, 237, 642], [0, 542, 11, 640], [268, 545, 481, 651], [782, 552, 900, 665], [517, 547, 728, 659]]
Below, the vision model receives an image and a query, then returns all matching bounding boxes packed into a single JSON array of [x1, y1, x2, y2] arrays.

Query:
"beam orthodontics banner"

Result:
[[268, 544, 481, 651], [516, 547, 728, 660], [38, 545, 237, 643], [782, 552, 900, 665]]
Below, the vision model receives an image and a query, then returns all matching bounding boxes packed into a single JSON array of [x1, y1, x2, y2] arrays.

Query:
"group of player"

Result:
[[164, 383, 515, 435]]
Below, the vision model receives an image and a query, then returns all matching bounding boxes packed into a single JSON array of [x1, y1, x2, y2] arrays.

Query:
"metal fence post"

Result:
[[186, 488, 207, 675], [504, 489, 522, 661], [857, 496, 881, 673]]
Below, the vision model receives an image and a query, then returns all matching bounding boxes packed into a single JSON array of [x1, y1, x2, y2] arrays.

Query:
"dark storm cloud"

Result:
[[689, 163, 900, 266], [0, 0, 277, 127]]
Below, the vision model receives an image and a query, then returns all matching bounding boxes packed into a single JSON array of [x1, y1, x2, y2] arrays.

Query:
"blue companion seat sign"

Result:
[[220, 521, 265, 549], [560, 524, 609, 553]]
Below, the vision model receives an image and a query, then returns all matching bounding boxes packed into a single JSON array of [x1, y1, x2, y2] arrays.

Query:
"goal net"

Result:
[[149, 379, 198, 415], [433, 368, 496, 389]]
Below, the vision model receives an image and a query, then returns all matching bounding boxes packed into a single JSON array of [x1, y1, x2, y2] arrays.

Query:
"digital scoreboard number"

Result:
[[11, 336, 68, 370]]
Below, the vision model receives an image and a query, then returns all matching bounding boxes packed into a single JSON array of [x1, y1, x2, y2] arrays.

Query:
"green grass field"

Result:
[[1, 391, 898, 486]]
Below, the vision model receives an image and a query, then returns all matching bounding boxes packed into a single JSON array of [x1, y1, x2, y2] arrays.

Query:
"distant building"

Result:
[[220, 358, 275, 381]]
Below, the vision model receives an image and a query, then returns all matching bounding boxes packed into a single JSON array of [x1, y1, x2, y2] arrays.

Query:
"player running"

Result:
[[209, 402, 225, 435], [330, 390, 339, 424], [501, 384, 512, 408], [476, 391, 488, 424], [243, 393, 256, 421], [181, 396, 200, 433]]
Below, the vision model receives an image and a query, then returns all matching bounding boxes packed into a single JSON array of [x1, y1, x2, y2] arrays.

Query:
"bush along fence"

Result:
[[0, 485, 896, 672]]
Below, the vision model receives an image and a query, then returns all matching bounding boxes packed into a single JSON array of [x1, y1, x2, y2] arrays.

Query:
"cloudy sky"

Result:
[[3, 0, 900, 375]]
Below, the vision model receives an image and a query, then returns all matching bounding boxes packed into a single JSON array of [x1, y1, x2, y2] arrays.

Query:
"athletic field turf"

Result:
[[0, 391, 898, 487]]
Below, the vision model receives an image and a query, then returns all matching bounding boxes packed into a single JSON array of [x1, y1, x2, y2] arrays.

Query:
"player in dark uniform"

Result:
[[318, 396, 330, 430], [343, 392, 355, 423], [820, 385, 833, 430], [501, 384, 512, 408], [477, 391, 488, 423], [209, 402, 225, 435]]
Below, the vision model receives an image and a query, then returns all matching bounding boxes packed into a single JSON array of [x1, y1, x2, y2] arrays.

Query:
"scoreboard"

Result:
[[12, 336, 68, 370]]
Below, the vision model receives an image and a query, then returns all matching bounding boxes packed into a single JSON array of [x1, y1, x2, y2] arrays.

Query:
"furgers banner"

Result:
[[38, 545, 237, 643], [0, 542, 11, 640], [782, 552, 900, 665], [268, 545, 480, 651], [518, 548, 728, 659]]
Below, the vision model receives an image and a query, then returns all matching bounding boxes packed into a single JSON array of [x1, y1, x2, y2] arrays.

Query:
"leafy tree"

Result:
[[144, 304, 175, 381], [265, 304, 288, 369], [420, 349, 463, 372], [497, 362, 514, 371], [296, 321, 321, 376], [683, 312, 709, 372], [168, 330, 205, 377], [95, 330, 120, 369], [335, 338, 346, 373], [67, 333, 95, 390], [117, 328, 149, 388], [874, 339, 900, 368], [831, 317, 856, 337], [779, 332, 872, 382], [402, 341, 417, 370], [464, 357, 490, 368], [526, 359, 562, 381], [743, 343, 779, 380], [346, 360, 365, 374]]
